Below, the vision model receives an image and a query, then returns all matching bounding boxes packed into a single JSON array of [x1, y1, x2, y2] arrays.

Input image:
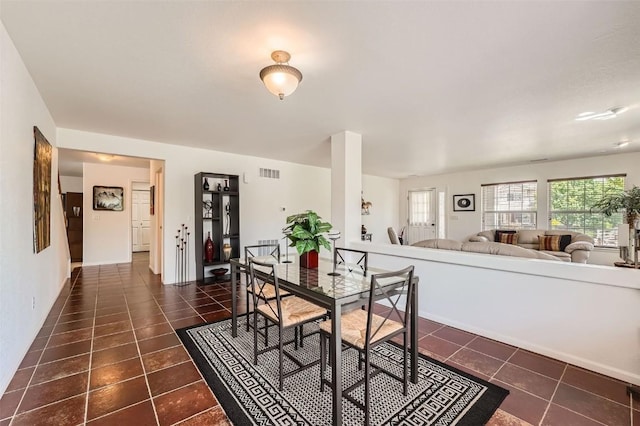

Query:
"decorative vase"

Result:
[[223, 243, 232, 261], [300, 250, 318, 269], [204, 232, 214, 263], [223, 179, 230, 191], [361, 224, 367, 235], [203, 178, 209, 191], [217, 183, 222, 192]]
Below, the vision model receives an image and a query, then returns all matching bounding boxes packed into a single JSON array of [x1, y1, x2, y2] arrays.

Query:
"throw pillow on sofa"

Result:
[[539, 234, 572, 251], [498, 233, 519, 245], [494, 230, 516, 242]]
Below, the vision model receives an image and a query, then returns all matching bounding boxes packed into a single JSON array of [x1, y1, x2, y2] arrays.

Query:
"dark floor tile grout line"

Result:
[[85, 398, 153, 424], [538, 363, 567, 426], [561, 380, 634, 409], [6, 392, 86, 423], [120, 264, 162, 426], [83, 268, 99, 425], [7, 271, 82, 425]]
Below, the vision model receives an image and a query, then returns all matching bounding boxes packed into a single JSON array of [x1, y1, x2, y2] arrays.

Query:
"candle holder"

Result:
[[327, 231, 341, 276], [281, 227, 293, 263]]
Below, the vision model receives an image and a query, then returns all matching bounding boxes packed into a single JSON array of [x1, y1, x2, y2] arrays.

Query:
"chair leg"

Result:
[[319, 332, 326, 392], [299, 323, 304, 347], [364, 347, 371, 426], [403, 331, 408, 396], [294, 326, 299, 351], [279, 326, 284, 391], [265, 317, 269, 346], [253, 311, 259, 365], [245, 290, 250, 332]]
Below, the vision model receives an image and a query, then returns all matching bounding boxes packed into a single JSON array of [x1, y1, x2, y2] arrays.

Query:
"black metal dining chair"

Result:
[[244, 244, 284, 339], [249, 258, 327, 390], [334, 247, 368, 274], [319, 265, 415, 425]]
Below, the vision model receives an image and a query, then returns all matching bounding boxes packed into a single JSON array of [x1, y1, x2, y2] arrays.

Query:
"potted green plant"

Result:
[[284, 210, 332, 268], [591, 185, 640, 226]]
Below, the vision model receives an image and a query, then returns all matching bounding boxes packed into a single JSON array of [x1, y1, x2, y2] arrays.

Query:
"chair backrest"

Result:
[[334, 247, 368, 274], [387, 227, 400, 244], [366, 265, 415, 347], [244, 243, 280, 263], [248, 258, 282, 320]]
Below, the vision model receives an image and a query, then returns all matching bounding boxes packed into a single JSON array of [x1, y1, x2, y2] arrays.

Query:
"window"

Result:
[[408, 190, 430, 226], [481, 181, 537, 230], [548, 175, 625, 247]]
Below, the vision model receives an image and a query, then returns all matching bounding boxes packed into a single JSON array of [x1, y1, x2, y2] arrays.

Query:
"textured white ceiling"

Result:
[[58, 149, 150, 177], [2, 1, 640, 178]]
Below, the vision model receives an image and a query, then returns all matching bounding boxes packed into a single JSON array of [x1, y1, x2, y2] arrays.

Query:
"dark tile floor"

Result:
[[0, 253, 635, 425]]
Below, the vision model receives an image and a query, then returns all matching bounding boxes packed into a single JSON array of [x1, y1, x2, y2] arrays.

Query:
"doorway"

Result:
[[407, 188, 437, 244], [131, 184, 151, 252]]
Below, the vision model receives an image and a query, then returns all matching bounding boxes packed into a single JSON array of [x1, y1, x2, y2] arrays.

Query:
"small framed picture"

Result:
[[453, 194, 475, 212], [93, 186, 124, 211]]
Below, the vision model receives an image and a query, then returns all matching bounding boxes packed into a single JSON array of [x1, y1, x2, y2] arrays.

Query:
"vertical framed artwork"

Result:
[[93, 186, 124, 211], [33, 126, 52, 253], [453, 194, 475, 212], [150, 185, 155, 215]]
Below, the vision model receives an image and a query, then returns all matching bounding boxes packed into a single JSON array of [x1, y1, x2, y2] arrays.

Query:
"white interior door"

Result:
[[407, 189, 437, 244], [132, 190, 151, 252]]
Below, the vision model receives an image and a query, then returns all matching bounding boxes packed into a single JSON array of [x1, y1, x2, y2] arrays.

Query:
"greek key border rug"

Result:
[[177, 318, 508, 425]]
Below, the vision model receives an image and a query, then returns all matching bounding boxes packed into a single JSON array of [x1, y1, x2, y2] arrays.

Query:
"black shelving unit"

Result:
[[194, 172, 240, 284]]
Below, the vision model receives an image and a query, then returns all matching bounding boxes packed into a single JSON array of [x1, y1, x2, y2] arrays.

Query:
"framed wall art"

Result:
[[150, 185, 155, 215], [93, 186, 124, 211], [33, 126, 52, 253], [453, 194, 475, 212]]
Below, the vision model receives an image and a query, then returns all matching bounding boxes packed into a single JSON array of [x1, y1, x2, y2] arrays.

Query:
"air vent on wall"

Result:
[[259, 168, 280, 179]]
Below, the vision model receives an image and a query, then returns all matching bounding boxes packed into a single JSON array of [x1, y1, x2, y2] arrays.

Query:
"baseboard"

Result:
[[420, 310, 640, 386]]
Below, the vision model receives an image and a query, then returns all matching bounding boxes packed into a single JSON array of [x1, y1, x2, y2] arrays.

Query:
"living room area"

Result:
[[2, 2, 640, 425]]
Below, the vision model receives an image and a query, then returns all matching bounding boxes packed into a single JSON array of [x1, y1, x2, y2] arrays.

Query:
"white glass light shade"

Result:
[[260, 64, 302, 100], [618, 223, 630, 247]]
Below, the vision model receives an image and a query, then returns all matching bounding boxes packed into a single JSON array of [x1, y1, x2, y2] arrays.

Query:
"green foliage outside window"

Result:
[[549, 176, 624, 247]]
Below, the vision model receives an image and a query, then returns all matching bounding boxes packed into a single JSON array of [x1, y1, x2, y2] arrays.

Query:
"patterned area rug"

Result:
[[177, 318, 508, 425]]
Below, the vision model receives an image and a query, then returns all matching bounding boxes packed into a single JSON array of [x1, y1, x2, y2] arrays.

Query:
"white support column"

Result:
[[331, 131, 362, 245]]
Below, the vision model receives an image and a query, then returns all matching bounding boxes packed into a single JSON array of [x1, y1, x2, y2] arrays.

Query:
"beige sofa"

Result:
[[411, 239, 562, 261], [468, 229, 594, 263]]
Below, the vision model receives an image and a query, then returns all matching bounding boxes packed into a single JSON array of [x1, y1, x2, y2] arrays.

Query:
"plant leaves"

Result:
[[284, 210, 333, 254]]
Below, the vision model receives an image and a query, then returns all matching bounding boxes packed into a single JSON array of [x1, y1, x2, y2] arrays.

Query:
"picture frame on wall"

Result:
[[93, 186, 124, 211], [453, 194, 475, 212], [33, 126, 52, 253], [150, 185, 155, 215]]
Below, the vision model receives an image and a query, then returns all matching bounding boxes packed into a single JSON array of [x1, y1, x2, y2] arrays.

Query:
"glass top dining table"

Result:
[[229, 255, 419, 426]]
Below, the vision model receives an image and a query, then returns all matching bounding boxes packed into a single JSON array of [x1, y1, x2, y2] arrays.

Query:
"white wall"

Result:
[[0, 23, 68, 394], [362, 174, 400, 244], [58, 129, 399, 283], [59, 175, 83, 193], [400, 152, 640, 265], [82, 163, 149, 265], [351, 241, 640, 385]]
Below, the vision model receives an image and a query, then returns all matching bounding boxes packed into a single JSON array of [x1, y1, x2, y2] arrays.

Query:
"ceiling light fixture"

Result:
[[574, 106, 628, 121], [259, 50, 302, 100], [96, 153, 115, 162]]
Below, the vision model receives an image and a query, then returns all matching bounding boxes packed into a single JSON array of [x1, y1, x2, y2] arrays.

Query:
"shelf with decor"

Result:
[[194, 172, 240, 284]]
